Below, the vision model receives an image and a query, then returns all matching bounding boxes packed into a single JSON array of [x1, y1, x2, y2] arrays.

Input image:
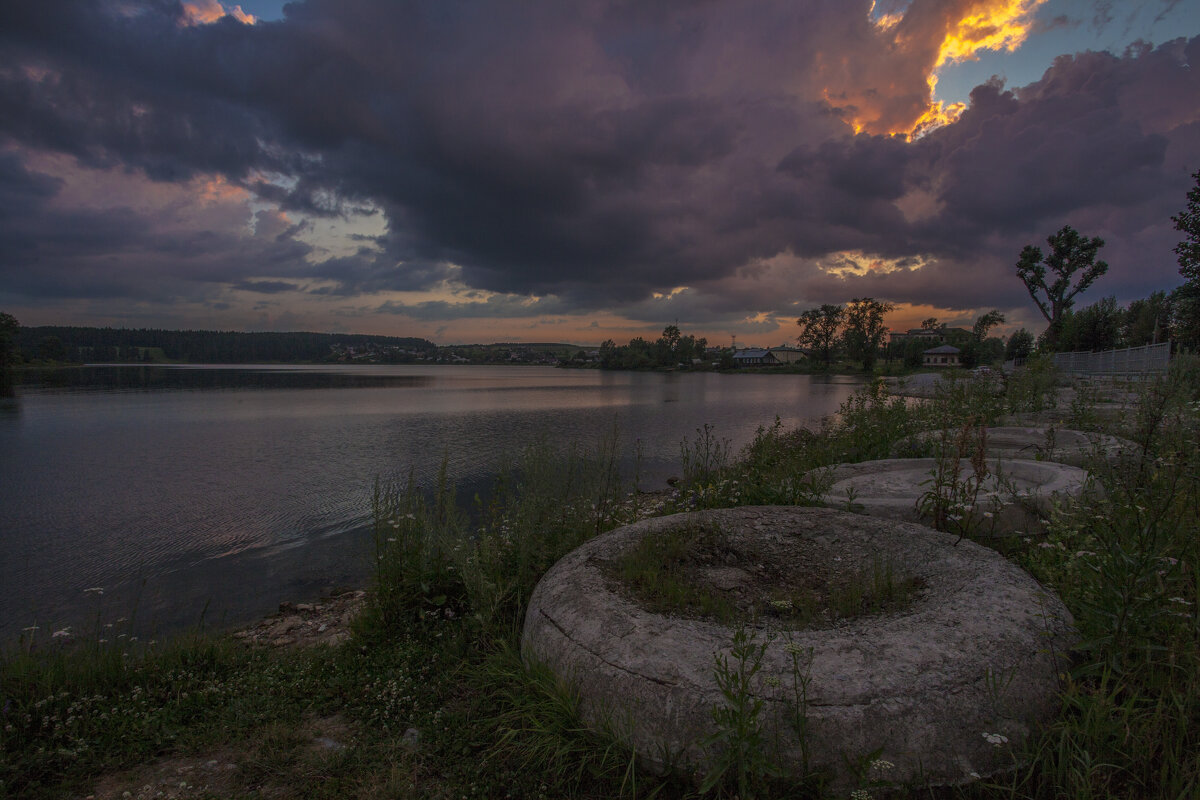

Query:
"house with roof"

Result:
[[923, 344, 961, 367], [732, 348, 778, 366], [890, 326, 972, 346]]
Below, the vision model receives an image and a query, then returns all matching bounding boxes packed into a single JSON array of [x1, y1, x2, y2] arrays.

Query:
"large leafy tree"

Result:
[[1015, 225, 1108, 351], [1057, 296, 1123, 353], [960, 309, 1006, 368], [841, 297, 894, 371], [971, 309, 1005, 341], [796, 303, 844, 368], [1171, 170, 1200, 349], [1005, 328, 1034, 361], [1124, 290, 1172, 347], [1173, 169, 1200, 282]]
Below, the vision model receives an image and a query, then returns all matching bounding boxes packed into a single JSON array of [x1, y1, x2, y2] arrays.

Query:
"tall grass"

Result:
[[5, 358, 1199, 799]]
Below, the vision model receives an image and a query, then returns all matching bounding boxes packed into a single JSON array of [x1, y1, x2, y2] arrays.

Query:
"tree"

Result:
[[1173, 169, 1200, 283], [654, 325, 682, 366], [1171, 170, 1200, 349], [1005, 328, 1034, 361], [796, 304, 844, 368], [1058, 296, 1122, 352], [959, 309, 1006, 368], [841, 297, 894, 371], [0, 312, 18, 395], [920, 317, 940, 331], [971, 310, 1005, 341], [1015, 225, 1108, 351], [1123, 291, 1172, 347]]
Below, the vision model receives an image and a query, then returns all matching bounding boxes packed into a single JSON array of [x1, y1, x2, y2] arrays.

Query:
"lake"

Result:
[[0, 364, 863, 643]]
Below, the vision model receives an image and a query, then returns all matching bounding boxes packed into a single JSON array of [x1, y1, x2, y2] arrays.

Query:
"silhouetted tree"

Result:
[[796, 304, 844, 368], [1124, 291, 1172, 347], [1058, 296, 1122, 352], [0, 312, 18, 395], [841, 298, 894, 371], [1171, 170, 1200, 349], [1015, 225, 1108, 351], [972, 310, 1005, 341], [1174, 169, 1200, 283], [1005, 328, 1034, 361]]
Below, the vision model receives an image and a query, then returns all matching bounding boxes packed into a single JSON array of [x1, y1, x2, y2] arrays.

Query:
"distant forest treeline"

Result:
[[13, 326, 436, 364]]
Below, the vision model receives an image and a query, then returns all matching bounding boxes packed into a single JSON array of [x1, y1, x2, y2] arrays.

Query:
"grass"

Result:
[[613, 521, 739, 622], [3, 357, 1199, 799], [612, 519, 921, 629]]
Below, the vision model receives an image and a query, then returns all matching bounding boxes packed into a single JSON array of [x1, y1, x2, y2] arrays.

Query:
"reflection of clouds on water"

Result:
[[0, 365, 862, 642]]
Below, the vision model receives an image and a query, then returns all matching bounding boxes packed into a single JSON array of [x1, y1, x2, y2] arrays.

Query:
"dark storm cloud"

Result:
[[0, 0, 1198, 325], [232, 279, 301, 294]]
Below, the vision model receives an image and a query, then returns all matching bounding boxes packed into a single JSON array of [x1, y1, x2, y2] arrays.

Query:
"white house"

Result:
[[923, 344, 961, 367]]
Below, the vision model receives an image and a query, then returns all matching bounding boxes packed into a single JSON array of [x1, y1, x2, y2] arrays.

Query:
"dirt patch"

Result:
[[232, 588, 366, 648], [605, 518, 923, 628], [83, 748, 247, 800], [80, 716, 360, 800]]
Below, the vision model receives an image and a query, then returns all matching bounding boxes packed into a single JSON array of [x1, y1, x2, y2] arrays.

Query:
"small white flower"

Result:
[[52, 627, 72, 639], [982, 731, 1009, 746], [870, 758, 895, 771], [83, 587, 105, 595]]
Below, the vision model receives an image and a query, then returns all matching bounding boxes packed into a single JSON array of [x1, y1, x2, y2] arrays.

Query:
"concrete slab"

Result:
[[523, 507, 1076, 792], [891, 426, 1136, 468], [818, 457, 1089, 535]]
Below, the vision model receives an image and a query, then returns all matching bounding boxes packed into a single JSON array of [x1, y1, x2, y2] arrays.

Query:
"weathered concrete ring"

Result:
[[818, 457, 1089, 535], [891, 426, 1136, 468], [522, 507, 1076, 790]]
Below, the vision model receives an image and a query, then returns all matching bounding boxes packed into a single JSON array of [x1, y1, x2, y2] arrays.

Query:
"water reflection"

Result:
[[15, 365, 436, 393], [0, 364, 863, 644]]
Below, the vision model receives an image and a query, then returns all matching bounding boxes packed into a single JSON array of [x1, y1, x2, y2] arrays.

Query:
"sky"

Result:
[[2, 1, 1199, 346]]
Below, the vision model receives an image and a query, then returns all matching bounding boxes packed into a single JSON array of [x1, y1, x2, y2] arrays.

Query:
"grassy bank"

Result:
[[3, 356, 1198, 799]]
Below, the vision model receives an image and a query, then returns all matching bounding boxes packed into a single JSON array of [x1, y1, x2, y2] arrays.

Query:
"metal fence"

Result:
[[1052, 342, 1172, 376]]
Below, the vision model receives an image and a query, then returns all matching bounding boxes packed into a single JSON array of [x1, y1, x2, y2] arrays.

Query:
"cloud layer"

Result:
[[1, 0, 1198, 340]]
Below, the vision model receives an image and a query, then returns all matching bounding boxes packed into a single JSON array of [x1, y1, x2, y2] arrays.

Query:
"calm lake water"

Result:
[[0, 364, 862, 643]]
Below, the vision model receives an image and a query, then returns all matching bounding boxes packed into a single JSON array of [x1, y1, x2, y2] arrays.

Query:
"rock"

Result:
[[891, 426, 1137, 468], [703, 566, 751, 591], [522, 507, 1076, 792], [400, 727, 421, 749], [817, 457, 1090, 535]]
